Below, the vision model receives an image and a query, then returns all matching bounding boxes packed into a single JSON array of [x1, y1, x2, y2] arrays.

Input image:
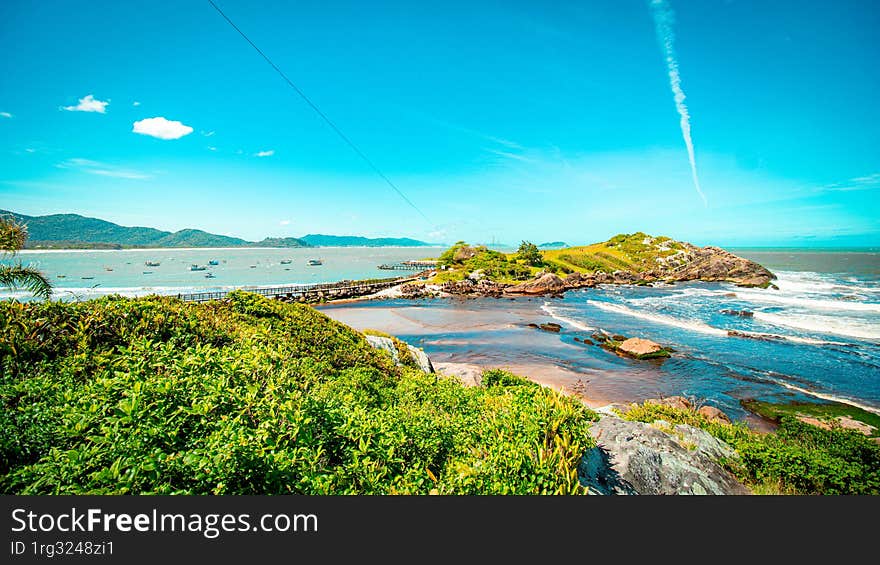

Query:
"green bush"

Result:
[[621, 403, 880, 495], [0, 292, 596, 494]]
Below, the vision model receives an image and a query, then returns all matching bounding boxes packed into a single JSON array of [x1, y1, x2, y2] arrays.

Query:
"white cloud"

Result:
[[132, 101, 141, 107], [279, 219, 291, 226], [0, 112, 11, 118], [208, 146, 217, 151], [62, 94, 109, 113], [255, 150, 275, 157], [57, 158, 152, 180], [821, 173, 880, 192], [132, 116, 193, 140]]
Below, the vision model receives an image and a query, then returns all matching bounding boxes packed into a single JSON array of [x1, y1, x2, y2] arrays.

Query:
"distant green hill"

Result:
[[300, 234, 433, 247], [0, 210, 435, 249], [1, 210, 307, 249], [538, 241, 568, 249]]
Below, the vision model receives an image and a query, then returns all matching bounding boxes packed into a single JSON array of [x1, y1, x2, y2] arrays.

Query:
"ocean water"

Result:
[[1, 246, 444, 300], [5, 246, 879, 420], [323, 250, 880, 419]]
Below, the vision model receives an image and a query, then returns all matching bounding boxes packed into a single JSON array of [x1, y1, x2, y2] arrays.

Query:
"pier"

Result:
[[377, 260, 439, 271], [176, 273, 429, 303]]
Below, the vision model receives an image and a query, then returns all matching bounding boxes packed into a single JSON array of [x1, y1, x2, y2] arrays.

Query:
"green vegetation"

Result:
[[1, 209, 322, 249], [0, 217, 51, 299], [622, 402, 880, 495], [0, 292, 595, 494], [543, 232, 683, 274], [434, 242, 533, 283], [743, 400, 880, 438], [516, 241, 543, 267]]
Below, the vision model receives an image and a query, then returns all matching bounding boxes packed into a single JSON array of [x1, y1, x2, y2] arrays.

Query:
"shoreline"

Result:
[[17, 245, 445, 254], [319, 282, 880, 427]]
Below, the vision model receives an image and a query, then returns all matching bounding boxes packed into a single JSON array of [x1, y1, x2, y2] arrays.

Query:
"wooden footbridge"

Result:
[[176, 273, 428, 303]]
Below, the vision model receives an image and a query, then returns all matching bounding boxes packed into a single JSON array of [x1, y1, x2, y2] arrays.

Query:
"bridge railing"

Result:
[[176, 273, 428, 303]]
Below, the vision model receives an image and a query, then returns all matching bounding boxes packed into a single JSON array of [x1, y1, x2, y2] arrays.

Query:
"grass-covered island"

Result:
[[1, 292, 878, 494], [404, 232, 776, 299]]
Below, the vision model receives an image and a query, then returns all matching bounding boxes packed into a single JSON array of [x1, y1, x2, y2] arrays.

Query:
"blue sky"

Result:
[[1, 0, 878, 246]]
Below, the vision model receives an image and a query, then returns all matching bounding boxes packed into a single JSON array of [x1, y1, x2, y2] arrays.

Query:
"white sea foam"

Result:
[[587, 300, 728, 336], [729, 329, 851, 347], [541, 302, 594, 331], [735, 290, 880, 313], [753, 311, 880, 341], [773, 271, 880, 295]]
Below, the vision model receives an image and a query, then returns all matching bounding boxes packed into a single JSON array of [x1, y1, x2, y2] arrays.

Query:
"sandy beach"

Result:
[[318, 295, 677, 409]]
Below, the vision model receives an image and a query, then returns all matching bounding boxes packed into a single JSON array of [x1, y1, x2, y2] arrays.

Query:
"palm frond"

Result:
[[0, 263, 53, 299], [0, 217, 28, 254]]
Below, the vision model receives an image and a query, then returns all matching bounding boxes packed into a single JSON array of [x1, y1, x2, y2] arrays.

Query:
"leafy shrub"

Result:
[[621, 403, 880, 494], [0, 293, 596, 494]]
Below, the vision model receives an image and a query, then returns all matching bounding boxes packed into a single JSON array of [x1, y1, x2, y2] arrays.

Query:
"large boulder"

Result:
[[505, 272, 566, 295], [618, 337, 662, 357], [579, 415, 749, 495], [697, 405, 732, 424]]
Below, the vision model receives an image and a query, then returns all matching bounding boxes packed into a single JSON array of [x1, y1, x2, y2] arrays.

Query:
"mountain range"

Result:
[[1, 210, 434, 249]]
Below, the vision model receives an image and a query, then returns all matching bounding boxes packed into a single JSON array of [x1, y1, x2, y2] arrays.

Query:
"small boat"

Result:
[[81, 276, 94, 280], [307, 259, 323, 266], [249, 265, 257, 269], [104, 267, 113, 271], [145, 261, 160, 267], [190, 264, 207, 271], [57, 274, 66, 278], [143, 271, 153, 274], [205, 272, 216, 279], [284, 268, 291, 271], [208, 260, 219, 266], [280, 259, 292, 265]]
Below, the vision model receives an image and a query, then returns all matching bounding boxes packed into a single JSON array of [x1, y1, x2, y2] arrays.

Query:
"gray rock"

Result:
[[672, 424, 738, 462], [405, 343, 434, 374], [364, 335, 434, 373], [579, 415, 749, 495]]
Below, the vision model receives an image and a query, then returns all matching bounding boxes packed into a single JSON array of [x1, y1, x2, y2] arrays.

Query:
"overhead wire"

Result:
[[206, 0, 432, 224]]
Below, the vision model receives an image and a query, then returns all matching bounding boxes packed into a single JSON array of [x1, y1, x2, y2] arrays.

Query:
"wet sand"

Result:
[[318, 296, 678, 409]]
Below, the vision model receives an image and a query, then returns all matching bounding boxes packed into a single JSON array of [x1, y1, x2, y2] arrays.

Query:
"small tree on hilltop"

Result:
[[516, 241, 543, 267], [0, 217, 52, 299]]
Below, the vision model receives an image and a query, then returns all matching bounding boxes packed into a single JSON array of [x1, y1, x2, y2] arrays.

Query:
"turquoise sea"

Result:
[[5, 246, 880, 420], [1, 246, 444, 301], [322, 249, 880, 420]]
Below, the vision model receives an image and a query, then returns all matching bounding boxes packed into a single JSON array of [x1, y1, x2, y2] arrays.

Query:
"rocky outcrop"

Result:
[[618, 337, 664, 358], [439, 278, 507, 297], [698, 405, 732, 424], [364, 335, 434, 374], [642, 244, 774, 287], [579, 415, 749, 495], [594, 334, 672, 360], [504, 272, 566, 295]]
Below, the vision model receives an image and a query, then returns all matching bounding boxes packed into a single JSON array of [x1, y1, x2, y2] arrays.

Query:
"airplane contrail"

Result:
[[649, 0, 707, 206]]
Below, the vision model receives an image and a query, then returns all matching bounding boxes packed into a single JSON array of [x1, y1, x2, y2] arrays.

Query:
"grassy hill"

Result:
[[1, 210, 435, 250], [0, 292, 594, 494], [1, 210, 308, 249], [542, 232, 685, 274]]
